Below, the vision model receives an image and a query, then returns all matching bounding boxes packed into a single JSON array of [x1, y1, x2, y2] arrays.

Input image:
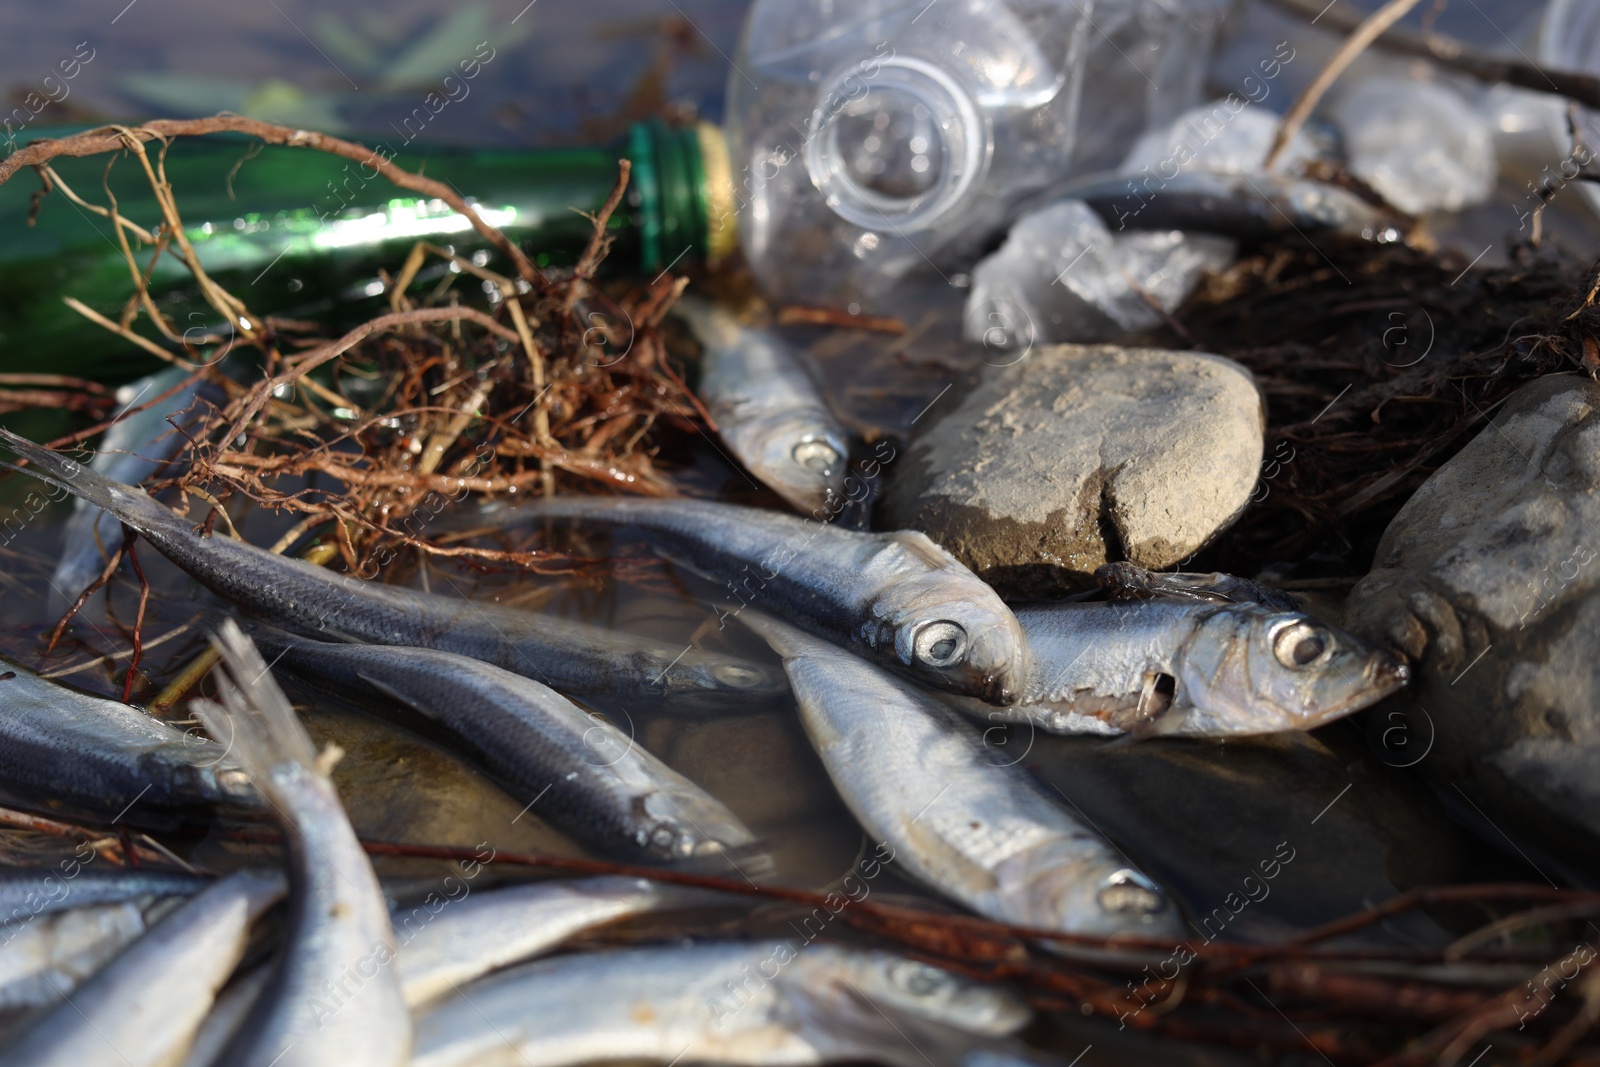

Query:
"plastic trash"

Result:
[[727, 0, 1231, 310], [964, 101, 1303, 348], [1120, 97, 1322, 180], [963, 199, 1235, 346], [1329, 76, 1497, 217]]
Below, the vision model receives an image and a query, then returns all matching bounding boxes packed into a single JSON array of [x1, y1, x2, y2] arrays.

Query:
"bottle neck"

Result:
[[1, 120, 733, 275]]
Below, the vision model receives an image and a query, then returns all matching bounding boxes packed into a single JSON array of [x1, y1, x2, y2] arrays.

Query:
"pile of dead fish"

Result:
[[0, 338, 1410, 1067]]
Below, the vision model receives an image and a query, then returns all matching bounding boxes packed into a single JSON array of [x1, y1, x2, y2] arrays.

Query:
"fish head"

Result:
[[638, 787, 769, 876], [798, 948, 1031, 1037], [869, 535, 1027, 705], [1177, 607, 1410, 733], [1000, 843, 1184, 941], [743, 412, 850, 516]]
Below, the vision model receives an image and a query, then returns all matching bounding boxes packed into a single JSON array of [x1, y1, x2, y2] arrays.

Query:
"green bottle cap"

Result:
[[626, 119, 736, 273]]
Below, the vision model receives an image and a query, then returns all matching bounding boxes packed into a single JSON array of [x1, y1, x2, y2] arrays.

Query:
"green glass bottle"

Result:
[[0, 120, 734, 380]]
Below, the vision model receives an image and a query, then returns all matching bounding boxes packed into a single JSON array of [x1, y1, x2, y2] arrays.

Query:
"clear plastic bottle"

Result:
[[725, 0, 1232, 310]]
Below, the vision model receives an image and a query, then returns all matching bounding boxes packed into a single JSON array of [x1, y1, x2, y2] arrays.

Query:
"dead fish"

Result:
[[0, 900, 167, 1010], [178, 964, 274, 1067], [677, 296, 851, 515], [0, 657, 254, 814], [955, 599, 1409, 738], [412, 940, 1030, 1067], [1063, 169, 1407, 243], [1096, 561, 1304, 613], [0, 868, 284, 1067], [49, 364, 214, 617], [191, 621, 409, 1067], [0, 429, 782, 709], [465, 495, 1027, 706], [253, 630, 765, 869], [0, 865, 207, 925], [740, 612, 1182, 941], [394, 875, 708, 1007]]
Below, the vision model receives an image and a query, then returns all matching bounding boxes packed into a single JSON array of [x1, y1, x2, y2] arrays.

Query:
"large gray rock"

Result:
[[1345, 374, 1600, 880], [881, 345, 1264, 593]]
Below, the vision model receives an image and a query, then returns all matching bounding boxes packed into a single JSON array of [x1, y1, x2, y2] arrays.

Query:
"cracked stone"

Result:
[[880, 344, 1265, 595]]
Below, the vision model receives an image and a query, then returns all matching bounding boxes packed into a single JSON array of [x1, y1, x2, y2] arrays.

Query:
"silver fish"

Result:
[[255, 631, 763, 868], [1062, 169, 1407, 242], [0, 868, 284, 1067], [741, 613, 1181, 940], [1095, 561, 1304, 613], [49, 364, 212, 617], [678, 296, 850, 515], [0, 900, 159, 1010], [179, 964, 273, 1067], [957, 599, 1409, 738], [394, 875, 705, 1007], [0, 429, 782, 709], [0, 658, 254, 814], [468, 496, 1026, 705], [0, 865, 207, 924], [412, 940, 1030, 1067], [192, 621, 410, 1067]]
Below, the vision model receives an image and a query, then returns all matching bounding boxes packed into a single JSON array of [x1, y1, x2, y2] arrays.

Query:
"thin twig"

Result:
[[0, 116, 547, 288], [1265, 0, 1430, 172], [1263, 0, 1600, 111]]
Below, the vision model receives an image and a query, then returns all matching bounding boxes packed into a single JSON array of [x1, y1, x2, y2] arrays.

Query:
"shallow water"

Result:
[[0, 0, 1582, 1063]]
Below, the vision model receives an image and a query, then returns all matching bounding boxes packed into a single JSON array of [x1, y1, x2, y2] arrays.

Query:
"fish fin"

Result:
[[355, 670, 439, 722], [0, 429, 172, 534], [191, 620, 321, 801]]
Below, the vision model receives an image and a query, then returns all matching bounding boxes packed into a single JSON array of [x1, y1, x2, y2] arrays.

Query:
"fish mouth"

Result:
[[977, 673, 1020, 707], [1372, 654, 1411, 695]]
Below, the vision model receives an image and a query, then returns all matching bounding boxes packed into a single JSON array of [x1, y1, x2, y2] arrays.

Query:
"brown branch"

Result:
[[120, 530, 149, 704], [573, 159, 632, 284], [217, 306, 520, 448], [1266, 0, 1429, 171], [0, 116, 547, 288], [1263, 0, 1600, 111]]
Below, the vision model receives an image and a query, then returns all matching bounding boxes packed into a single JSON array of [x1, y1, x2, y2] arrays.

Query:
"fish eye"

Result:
[[888, 960, 949, 997], [710, 664, 764, 688], [1096, 869, 1165, 915], [1272, 620, 1333, 668], [792, 438, 842, 473], [912, 621, 968, 668]]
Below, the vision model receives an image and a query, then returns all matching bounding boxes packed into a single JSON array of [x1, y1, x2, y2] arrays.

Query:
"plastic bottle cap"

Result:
[[803, 55, 989, 233]]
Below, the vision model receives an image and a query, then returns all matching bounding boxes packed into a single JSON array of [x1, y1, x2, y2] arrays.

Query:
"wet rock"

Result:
[[1345, 374, 1600, 881], [881, 345, 1264, 594]]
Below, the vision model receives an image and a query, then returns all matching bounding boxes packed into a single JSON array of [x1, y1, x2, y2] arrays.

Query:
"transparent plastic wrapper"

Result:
[[1329, 76, 1497, 217], [727, 0, 1232, 310], [1119, 96, 1320, 180], [963, 199, 1235, 346], [965, 100, 1302, 348]]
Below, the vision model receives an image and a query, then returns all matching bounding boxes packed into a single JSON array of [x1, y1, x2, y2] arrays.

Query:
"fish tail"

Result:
[[191, 620, 321, 802], [0, 428, 174, 536]]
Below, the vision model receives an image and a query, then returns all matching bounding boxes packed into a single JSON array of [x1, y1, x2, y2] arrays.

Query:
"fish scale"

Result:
[[0, 658, 254, 814], [462, 494, 1027, 705], [0, 428, 783, 709], [954, 599, 1410, 738], [254, 630, 763, 867], [741, 613, 1182, 940]]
